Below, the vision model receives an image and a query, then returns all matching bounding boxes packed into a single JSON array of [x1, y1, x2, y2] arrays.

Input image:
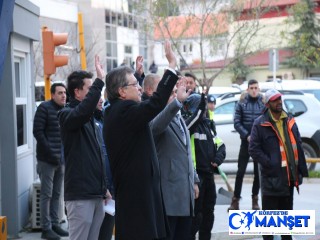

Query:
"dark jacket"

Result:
[[58, 78, 107, 201], [94, 110, 114, 195], [134, 71, 145, 86], [249, 110, 309, 196], [141, 92, 150, 101], [103, 70, 178, 240], [189, 118, 226, 175], [234, 94, 265, 139], [184, 94, 226, 175], [33, 100, 64, 165]]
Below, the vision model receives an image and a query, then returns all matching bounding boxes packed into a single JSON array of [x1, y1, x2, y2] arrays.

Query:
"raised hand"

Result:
[[164, 40, 177, 70], [135, 56, 144, 77], [176, 77, 192, 103], [95, 55, 105, 80]]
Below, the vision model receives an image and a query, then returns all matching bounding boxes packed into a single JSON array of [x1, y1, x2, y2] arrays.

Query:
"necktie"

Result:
[[175, 114, 186, 145]]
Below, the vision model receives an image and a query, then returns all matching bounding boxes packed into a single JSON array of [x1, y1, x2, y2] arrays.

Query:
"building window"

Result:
[[211, 37, 227, 57], [106, 25, 118, 71], [139, 35, 148, 70], [14, 52, 32, 153], [181, 43, 193, 54], [125, 45, 132, 54], [124, 45, 133, 67]]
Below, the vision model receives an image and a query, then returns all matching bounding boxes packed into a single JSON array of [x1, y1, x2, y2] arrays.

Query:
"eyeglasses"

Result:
[[123, 81, 139, 88]]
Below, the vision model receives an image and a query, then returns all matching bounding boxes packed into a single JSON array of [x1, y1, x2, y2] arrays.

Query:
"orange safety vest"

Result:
[[261, 117, 299, 191]]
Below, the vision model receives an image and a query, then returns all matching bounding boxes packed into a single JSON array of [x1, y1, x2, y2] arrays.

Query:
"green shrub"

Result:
[[308, 171, 320, 178]]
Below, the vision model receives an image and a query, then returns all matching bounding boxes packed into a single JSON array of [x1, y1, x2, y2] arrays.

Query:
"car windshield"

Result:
[[302, 89, 320, 102]]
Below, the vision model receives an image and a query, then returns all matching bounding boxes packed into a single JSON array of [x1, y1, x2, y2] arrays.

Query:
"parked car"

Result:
[[260, 80, 320, 102], [208, 86, 241, 98], [214, 91, 320, 171]]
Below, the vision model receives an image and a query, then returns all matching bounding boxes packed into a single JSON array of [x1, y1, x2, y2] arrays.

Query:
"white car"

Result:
[[214, 91, 320, 171]]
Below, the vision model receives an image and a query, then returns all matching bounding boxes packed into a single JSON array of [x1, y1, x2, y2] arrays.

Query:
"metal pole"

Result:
[[78, 12, 87, 70], [44, 74, 51, 100], [273, 49, 276, 88], [42, 26, 51, 101]]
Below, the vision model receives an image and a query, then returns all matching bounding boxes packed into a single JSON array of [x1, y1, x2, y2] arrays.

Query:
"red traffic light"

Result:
[[42, 28, 69, 75]]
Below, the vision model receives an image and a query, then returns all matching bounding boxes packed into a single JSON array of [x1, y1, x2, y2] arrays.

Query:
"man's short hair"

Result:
[[50, 82, 66, 94], [67, 70, 93, 98], [184, 72, 197, 81], [105, 66, 135, 101], [143, 74, 160, 91], [248, 79, 258, 87]]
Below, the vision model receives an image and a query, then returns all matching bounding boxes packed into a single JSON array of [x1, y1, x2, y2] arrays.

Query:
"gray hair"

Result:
[[143, 74, 160, 92], [105, 66, 134, 101]]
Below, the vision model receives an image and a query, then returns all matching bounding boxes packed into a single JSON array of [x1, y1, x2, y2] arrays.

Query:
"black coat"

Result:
[[249, 110, 309, 196], [103, 70, 178, 240], [58, 78, 107, 201], [33, 100, 63, 165], [234, 94, 265, 139]]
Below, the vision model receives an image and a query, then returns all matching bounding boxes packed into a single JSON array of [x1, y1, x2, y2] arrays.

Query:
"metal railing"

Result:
[[306, 158, 320, 163]]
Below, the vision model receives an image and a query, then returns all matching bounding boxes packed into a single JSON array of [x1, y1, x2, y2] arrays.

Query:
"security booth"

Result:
[[0, 0, 39, 237]]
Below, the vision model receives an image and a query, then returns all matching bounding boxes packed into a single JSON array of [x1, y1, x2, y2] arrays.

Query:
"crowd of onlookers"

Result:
[[33, 41, 308, 240]]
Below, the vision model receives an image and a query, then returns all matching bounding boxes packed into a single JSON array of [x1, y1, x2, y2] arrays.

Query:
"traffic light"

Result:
[[42, 27, 68, 75]]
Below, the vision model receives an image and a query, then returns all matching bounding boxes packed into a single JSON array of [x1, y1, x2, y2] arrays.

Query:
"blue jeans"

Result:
[[37, 161, 64, 230]]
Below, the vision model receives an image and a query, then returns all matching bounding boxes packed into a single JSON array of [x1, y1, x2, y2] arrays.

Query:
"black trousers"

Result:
[[163, 216, 192, 240], [98, 213, 115, 240], [190, 174, 216, 240], [234, 139, 260, 198], [262, 186, 294, 240]]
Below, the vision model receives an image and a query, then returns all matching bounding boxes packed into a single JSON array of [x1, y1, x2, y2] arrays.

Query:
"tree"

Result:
[[134, 0, 277, 89], [283, 0, 320, 77]]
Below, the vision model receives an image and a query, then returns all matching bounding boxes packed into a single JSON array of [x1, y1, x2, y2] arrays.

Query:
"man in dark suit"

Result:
[[103, 41, 179, 240]]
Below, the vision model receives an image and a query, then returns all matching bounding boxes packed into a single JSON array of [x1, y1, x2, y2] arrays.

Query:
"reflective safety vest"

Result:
[[208, 110, 214, 121], [261, 117, 299, 190], [190, 133, 224, 168]]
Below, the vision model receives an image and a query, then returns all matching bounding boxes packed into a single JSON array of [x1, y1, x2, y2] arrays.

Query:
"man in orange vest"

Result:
[[249, 89, 309, 240]]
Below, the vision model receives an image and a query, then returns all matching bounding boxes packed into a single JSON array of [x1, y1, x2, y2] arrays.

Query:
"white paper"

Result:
[[103, 199, 115, 216]]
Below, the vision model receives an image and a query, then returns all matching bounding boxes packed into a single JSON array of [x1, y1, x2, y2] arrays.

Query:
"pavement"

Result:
[[11, 176, 320, 240]]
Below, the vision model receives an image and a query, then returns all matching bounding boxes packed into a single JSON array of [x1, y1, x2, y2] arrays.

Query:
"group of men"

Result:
[[33, 39, 308, 240]]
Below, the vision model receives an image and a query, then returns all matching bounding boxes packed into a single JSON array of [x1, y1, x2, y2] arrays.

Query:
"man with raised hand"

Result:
[[149, 78, 199, 240], [103, 41, 178, 240], [58, 56, 111, 240]]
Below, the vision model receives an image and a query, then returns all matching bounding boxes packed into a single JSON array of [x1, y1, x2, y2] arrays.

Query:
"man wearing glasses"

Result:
[[103, 41, 178, 240]]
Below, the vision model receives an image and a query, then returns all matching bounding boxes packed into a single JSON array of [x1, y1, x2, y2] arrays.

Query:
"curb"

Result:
[[211, 232, 262, 239], [215, 176, 320, 184]]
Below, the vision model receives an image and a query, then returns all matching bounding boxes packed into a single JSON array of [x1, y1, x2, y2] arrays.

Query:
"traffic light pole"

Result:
[[78, 12, 87, 70], [44, 74, 51, 100], [41, 26, 69, 101]]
